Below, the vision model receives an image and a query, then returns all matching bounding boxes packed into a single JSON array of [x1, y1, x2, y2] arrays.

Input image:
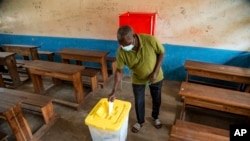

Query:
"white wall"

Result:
[[0, 0, 250, 51]]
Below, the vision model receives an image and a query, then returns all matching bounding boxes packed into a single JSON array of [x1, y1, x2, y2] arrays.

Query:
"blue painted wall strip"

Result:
[[0, 34, 249, 81]]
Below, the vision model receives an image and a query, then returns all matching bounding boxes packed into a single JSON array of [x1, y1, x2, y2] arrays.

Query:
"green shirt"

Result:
[[116, 34, 165, 84]]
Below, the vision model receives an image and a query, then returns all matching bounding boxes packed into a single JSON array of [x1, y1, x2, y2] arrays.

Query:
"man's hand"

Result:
[[149, 72, 157, 83], [108, 92, 115, 102]]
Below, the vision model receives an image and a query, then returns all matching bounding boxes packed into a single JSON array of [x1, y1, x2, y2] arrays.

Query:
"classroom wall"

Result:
[[0, 0, 250, 80]]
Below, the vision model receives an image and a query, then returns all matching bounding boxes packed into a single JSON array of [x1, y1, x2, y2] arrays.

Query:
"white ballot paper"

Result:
[[108, 101, 114, 115]]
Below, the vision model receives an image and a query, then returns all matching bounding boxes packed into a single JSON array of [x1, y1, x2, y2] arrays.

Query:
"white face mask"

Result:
[[122, 44, 134, 51], [121, 38, 135, 51]]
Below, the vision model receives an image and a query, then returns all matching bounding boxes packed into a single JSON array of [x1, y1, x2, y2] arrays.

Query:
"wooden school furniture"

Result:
[[179, 82, 250, 120], [81, 68, 100, 92], [0, 93, 32, 141], [23, 60, 85, 109], [16, 50, 55, 66], [0, 73, 5, 87], [0, 88, 57, 141], [58, 48, 109, 85], [106, 56, 117, 75], [0, 52, 21, 88], [169, 120, 229, 141], [1, 44, 40, 60], [184, 60, 250, 91], [38, 51, 55, 61]]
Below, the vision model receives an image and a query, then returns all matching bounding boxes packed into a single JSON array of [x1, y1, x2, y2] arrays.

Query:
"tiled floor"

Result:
[[0, 75, 247, 141]]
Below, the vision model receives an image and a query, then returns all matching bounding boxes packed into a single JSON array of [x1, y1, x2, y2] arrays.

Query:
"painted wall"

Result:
[[0, 0, 250, 80]]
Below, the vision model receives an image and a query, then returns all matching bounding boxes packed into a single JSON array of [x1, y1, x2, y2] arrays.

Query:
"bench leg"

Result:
[[40, 101, 55, 124], [47, 54, 54, 62], [72, 72, 84, 104], [5, 55, 21, 88], [30, 74, 45, 94], [185, 73, 189, 82], [0, 73, 5, 87], [180, 102, 186, 120], [90, 76, 98, 92], [5, 104, 32, 141]]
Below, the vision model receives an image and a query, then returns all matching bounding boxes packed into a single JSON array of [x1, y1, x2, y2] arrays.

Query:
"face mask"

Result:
[[122, 44, 134, 51]]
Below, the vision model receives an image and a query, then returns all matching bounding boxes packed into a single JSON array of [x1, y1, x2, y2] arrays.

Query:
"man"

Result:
[[108, 25, 165, 133]]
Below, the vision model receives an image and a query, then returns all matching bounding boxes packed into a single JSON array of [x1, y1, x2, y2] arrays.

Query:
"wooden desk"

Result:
[[184, 60, 250, 91], [58, 48, 109, 84], [0, 52, 21, 88], [0, 88, 57, 141], [179, 82, 250, 120], [0, 94, 32, 141], [23, 60, 85, 109], [1, 44, 40, 60]]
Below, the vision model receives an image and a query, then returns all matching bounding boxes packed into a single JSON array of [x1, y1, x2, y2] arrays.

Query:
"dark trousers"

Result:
[[132, 80, 163, 124]]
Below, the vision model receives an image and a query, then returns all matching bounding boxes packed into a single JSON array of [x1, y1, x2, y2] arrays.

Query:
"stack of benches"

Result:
[[169, 60, 250, 141]]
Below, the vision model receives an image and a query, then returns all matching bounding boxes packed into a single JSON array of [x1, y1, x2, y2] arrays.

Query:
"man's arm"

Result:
[[108, 68, 123, 101], [149, 53, 164, 83]]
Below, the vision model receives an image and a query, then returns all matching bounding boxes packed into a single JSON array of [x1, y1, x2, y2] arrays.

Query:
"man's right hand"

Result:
[[108, 92, 115, 102]]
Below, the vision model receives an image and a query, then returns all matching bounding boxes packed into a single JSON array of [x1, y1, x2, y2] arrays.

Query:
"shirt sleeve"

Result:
[[116, 48, 125, 70], [153, 36, 165, 54]]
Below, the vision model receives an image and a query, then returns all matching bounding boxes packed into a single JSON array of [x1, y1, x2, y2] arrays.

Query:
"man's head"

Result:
[[117, 25, 135, 51]]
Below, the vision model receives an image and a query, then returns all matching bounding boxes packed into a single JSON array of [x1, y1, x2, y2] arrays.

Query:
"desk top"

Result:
[[0, 52, 15, 58], [185, 60, 250, 77], [58, 48, 109, 57], [1, 44, 40, 48], [23, 60, 85, 74], [0, 89, 26, 114], [179, 82, 250, 109]]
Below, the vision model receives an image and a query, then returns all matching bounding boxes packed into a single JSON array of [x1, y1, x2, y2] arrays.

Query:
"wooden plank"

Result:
[[185, 60, 250, 77], [179, 82, 250, 109], [175, 120, 229, 137], [23, 60, 85, 76], [170, 120, 229, 141]]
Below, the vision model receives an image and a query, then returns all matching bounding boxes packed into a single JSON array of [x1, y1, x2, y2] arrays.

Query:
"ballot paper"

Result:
[[108, 101, 114, 115]]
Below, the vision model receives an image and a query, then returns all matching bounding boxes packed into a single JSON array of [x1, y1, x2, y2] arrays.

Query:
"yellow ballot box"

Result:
[[85, 98, 131, 141]]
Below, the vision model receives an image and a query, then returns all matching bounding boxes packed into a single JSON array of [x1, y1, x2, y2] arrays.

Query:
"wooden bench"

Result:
[[1, 87, 56, 125], [179, 82, 250, 120], [38, 51, 55, 61], [2, 44, 40, 60], [184, 60, 250, 91], [106, 57, 116, 75], [0, 88, 57, 141], [23, 60, 85, 109], [58, 48, 109, 84], [0, 132, 8, 141], [81, 68, 100, 92], [0, 52, 22, 88], [170, 120, 229, 141], [16, 51, 54, 67]]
